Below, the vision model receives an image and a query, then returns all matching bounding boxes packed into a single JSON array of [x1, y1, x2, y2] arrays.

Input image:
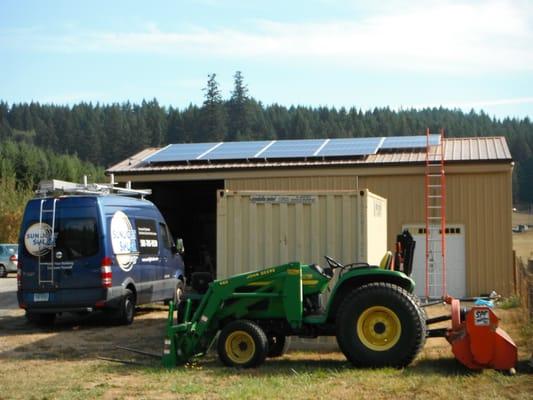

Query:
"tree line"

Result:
[[1, 71, 532, 204], [0, 141, 104, 242]]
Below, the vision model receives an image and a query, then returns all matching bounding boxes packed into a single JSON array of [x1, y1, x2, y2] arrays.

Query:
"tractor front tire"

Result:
[[218, 320, 268, 368], [336, 282, 426, 368]]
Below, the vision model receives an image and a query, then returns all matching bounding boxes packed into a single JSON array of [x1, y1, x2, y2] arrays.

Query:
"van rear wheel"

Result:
[[0, 265, 7, 278], [115, 289, 135, 325]]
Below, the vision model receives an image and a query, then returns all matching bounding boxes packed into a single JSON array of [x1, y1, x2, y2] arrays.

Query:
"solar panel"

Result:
[[317, 137, 382, 157], [143, 134, 438, 164], [144, 142, 219, 163], [201, 141, 272, 160], [258, 139, 326, 159], [380, 135, 440, 150]]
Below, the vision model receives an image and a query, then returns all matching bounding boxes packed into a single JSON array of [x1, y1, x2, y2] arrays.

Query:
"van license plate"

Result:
[[34, 293, 49, 302]]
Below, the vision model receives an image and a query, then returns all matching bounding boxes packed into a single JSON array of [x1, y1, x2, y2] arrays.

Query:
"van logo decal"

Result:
[[111, 211, 138, 271], [24, 222, 54, 256]]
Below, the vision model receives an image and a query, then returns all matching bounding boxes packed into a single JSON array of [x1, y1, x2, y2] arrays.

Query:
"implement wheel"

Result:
[[218, 320, 268, 368], [336, 282, 426, 368]]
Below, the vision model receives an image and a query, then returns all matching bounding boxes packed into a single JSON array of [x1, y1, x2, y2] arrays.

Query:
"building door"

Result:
[[403, 224, 466, 298]]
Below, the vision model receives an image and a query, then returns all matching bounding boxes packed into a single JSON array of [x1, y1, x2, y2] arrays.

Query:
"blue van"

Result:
[[17, 180, 185, 325]]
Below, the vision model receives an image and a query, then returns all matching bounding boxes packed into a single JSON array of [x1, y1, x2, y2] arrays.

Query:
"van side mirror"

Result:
[[175, 238, 185, 254]]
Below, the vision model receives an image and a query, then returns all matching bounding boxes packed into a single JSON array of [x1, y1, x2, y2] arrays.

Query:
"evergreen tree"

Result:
[[200, 74, 226, 142], [290, 108, 311, 138], [144, 98, 167, 147], [228, 71, 251, 140]]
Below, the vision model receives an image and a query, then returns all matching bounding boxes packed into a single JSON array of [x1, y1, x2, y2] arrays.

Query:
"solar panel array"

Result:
[[143, 135, 440, 164]]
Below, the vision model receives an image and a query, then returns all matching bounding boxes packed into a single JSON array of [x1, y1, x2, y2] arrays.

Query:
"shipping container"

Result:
[[216, 189, 387, 278]]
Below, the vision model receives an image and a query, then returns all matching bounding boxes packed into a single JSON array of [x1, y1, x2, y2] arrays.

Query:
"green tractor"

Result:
[[163, 233, 426, 368]]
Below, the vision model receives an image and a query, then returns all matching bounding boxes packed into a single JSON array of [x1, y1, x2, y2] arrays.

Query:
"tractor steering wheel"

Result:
[[324, 255, 345, 271]]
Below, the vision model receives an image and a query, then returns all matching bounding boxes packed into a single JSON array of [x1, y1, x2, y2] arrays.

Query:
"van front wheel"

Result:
[[116, 289, 135, 325]]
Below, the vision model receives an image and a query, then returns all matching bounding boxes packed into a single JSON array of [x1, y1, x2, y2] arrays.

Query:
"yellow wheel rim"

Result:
[[225, 330, 255, 364], [356, 306, 401, 351]]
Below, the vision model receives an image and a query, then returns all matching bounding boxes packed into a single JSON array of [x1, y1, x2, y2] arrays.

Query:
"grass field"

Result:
[[0, 303, 531, 400]]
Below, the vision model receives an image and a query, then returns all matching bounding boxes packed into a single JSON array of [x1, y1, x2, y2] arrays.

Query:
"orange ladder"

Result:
[[424, 128, 447, 299]]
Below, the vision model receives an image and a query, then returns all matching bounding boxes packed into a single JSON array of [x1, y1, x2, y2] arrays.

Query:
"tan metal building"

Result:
[[107, 136, 514, 296]]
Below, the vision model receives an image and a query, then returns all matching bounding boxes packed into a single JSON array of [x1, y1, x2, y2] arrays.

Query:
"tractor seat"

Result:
[[379, 251, 393, 270], [309, 263, 333, 278]]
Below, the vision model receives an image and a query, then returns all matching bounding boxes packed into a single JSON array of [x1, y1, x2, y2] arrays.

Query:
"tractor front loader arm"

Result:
[[162, 262, 305, 367]]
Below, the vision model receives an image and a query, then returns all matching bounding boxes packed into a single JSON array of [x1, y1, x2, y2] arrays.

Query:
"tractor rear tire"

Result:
[[218, 320, 268, 368], [336, 282, 426, 368], [407, 292, 428, 328], [267, 334, 290, 358]]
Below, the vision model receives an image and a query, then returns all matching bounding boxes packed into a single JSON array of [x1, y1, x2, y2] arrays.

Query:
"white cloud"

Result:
[[7, 0, 533, 73]]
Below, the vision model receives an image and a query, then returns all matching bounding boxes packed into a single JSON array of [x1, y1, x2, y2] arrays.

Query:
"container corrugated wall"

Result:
[[216, 190, 387, 279]]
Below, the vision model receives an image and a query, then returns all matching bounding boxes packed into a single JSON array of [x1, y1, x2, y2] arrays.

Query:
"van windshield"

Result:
[[55, 218, 99, 260]]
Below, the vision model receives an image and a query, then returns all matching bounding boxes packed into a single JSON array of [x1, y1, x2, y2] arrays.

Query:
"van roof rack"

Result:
[[36, 177, 151, 198]]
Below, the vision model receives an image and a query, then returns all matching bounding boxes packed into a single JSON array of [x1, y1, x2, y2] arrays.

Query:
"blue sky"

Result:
[[1, 0, 532, 119]]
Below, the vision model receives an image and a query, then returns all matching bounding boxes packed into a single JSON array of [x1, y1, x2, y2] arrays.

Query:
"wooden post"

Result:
[[513, 250, 517, 295]]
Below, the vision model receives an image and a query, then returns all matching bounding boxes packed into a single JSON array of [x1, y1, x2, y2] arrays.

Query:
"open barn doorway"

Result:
[[139, 180, 224, 283]]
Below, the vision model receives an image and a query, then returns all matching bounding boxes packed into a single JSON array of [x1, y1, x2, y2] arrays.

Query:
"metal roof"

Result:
[[107, 136, 512, 175]]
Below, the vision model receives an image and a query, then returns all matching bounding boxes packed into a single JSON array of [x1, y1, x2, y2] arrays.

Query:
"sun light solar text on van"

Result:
[[24, 223, 55, 256], [112, 230, 137, 253]]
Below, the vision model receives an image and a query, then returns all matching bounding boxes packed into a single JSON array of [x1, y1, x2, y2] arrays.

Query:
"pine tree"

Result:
[[144, 98, 167, 147], [200, 74, 226, 142], [228, 71, 251, 140], [290, 108, 311, 138]]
